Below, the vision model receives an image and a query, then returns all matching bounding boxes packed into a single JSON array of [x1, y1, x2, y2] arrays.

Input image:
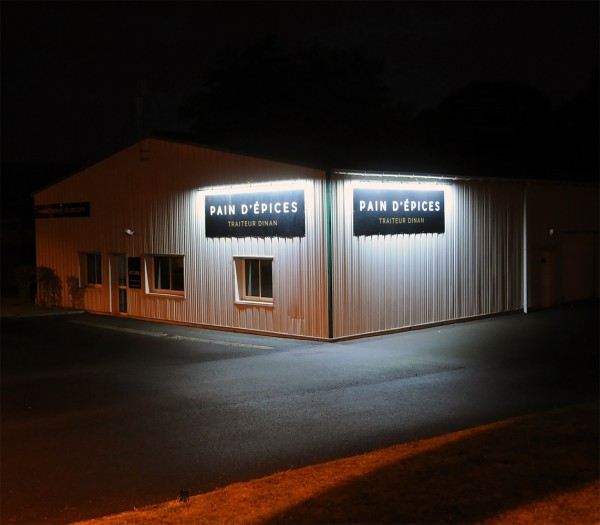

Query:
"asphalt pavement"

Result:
[[1, 300, 598, 524]]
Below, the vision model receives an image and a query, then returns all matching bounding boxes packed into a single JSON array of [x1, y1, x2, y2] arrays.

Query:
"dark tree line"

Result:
[[181, 37, 598, 181], [181, 35, 400, 169], [416, 74, 599, 179]]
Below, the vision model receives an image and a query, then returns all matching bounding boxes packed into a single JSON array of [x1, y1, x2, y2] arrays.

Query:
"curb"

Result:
[[0, 305, 85, 319]]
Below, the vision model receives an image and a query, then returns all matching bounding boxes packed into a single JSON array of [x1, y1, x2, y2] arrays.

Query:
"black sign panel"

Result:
[[353, 188, 445, 236], [127, 257, 142, 289], [35, 202, 90, 219], [205, 190, 305, 238]]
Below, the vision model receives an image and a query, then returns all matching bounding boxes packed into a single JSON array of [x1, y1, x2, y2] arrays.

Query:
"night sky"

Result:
[[2, 1, 598, 174], [0, 0, 598, 295]]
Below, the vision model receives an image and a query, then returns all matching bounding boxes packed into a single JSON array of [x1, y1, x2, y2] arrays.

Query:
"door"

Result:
[[561, 232, 596, 302], [110, 254, 128, 314], [539, 249, 557, 308]]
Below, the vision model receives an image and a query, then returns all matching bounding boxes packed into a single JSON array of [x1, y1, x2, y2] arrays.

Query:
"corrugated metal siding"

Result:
[[39, 138, 579, 340], [193, 179, 328, 337], [330, 176, 524, 338], [35, 139, 329, 339]]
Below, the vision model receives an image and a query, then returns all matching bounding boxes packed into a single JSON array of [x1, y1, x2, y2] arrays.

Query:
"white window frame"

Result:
[[146, 255, 185, 297], [233, 256, 274, 306]]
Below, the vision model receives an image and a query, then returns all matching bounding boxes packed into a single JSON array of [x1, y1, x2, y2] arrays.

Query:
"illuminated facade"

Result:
[[34, 138, 598, 339]]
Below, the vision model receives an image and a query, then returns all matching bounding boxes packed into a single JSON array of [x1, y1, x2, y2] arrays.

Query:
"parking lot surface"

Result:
[[1, 302, 598, 524]]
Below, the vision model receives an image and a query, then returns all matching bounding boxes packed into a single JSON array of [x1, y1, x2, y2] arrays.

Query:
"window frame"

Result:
[[234, 256, 274, 306], [82, 252, 102, 287], [147, 254, 185, 297]]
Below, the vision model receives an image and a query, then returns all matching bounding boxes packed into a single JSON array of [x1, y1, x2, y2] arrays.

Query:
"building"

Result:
[[33, 137, 598, 340]]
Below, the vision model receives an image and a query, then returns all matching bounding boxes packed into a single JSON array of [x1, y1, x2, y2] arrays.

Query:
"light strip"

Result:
[[333, 170, 460, 181], [350, 179, 451, 192], [198, 179, 310, 195]]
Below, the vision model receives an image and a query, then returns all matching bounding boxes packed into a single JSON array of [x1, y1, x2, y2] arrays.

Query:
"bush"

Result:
[[66, 276, 85, 309], [36, 267, 62, 308]]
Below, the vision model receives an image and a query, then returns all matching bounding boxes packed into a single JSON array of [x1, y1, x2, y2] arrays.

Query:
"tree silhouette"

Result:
[[181, 37, 598, 180], [550, 67, 599, 178], [418, 81, 552, 178], [180, 35, 399, 167]]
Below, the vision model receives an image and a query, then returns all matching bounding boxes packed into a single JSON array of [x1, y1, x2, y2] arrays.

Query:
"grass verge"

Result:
[[73, 402, 599, 525]]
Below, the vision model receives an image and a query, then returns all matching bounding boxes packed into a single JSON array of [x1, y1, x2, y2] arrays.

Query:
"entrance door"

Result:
[[539, 249, 557, 308], [110, 254, 128, 314], [561, 232, 596, 302]]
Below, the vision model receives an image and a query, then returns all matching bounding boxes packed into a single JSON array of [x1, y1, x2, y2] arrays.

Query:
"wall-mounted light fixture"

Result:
[[199, 179, 309, 194], [124, 228, 135, 236]]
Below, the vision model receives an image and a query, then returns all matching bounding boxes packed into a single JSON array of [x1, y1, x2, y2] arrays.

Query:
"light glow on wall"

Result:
[[349, 178, 452, 192], [198, 179, 311, 195]]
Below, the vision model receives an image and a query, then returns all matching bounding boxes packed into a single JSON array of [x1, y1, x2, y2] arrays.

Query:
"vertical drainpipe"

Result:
[[523, 183, 528, 313], [325, 170, 334, 339]]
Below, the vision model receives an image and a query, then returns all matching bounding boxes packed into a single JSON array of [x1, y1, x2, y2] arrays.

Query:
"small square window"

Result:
[[151, 255, 184, 295], [235, 257, 273, 304]]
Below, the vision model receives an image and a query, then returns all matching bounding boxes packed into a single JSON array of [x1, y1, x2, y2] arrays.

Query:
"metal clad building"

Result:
[[330, 173, 525, 338], [34, 138, 598, 340]]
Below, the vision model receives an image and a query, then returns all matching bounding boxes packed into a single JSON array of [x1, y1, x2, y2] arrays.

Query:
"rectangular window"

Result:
[[235, 257, 273, 304], [86, 253, 102, 285], [152, 255, 184, 294]]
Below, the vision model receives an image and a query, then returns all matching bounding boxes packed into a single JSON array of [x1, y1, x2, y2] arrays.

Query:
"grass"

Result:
[[72, 402, 599, 525]]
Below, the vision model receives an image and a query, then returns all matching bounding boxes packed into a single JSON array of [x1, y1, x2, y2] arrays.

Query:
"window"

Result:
[[85, 253, 102, 285], [235, 257, 273, 304], [152, 255, 184, 294]]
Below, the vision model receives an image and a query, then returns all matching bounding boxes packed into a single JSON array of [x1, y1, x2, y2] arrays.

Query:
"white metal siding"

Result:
[[35, 138, 595, 340], [35, 139, 329, 339], [330, 176, 524, 338], [194, 179, 328, 337]]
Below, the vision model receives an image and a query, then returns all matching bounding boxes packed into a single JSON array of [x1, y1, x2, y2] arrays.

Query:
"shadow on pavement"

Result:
[[267, 403, 599, 524]]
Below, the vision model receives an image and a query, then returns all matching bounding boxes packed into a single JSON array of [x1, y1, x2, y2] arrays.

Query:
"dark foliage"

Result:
[[181, 36, 408, 169], [36, 266, 62, 308], [181, 37, 598, 180]]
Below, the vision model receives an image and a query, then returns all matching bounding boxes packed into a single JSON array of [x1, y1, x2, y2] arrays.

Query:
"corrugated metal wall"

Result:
[[37, 138, 594, 341], [195, 180, 329, 337], [330, 174, 524, 338], [35, 139, 329, 339]]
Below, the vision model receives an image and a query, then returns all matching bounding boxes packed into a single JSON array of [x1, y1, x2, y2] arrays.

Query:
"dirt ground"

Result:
[[72, 402, 599, 525]]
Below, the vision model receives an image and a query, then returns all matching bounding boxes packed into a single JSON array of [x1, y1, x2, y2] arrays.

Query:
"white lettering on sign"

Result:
[[360, 199, 441, 213], [359, 200, 387, 212], [237, 201, 299, 215], [210, 204, 236, 216]]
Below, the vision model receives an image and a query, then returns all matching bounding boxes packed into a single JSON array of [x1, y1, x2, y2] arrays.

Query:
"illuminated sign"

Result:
[[353, 188, 444, 235], [205, 190, 305, 238], [35, 202, 90, 219]]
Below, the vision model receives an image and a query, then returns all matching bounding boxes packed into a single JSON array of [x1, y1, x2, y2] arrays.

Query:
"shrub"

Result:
[[36, 267, 62, 308]]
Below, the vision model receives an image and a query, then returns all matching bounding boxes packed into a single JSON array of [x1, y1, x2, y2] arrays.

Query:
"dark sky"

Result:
[[2, 1, 598, 167]]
